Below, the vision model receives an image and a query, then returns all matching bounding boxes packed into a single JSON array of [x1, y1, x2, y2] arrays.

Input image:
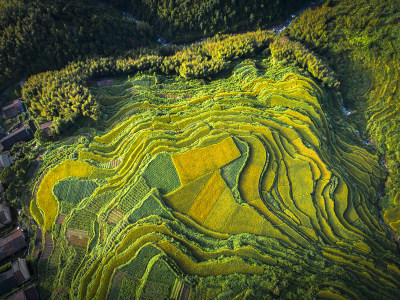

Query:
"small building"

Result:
[[0, 230, 26, 262], [0, 153, 14, 172], [0, 127, 32, 150], [0, 204, 12, 228], [0, 259, 31, 295], [0, 181, 4, 195], [39, 121, 53, 133], [7, 284, 39, 300], [2, 100, 25, 120]]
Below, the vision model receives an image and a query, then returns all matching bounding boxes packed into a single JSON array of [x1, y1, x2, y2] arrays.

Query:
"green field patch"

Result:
[[128, 192, 173, 223], [53, 177, 99, 214], [116, 277, 139, 300], [147, 257, 177, 286], [141, 153, 181, 195], [119, 244, 161, 280], [67, 208, 97, 232], [141, 280, 172, 300], [118, 176, 151, 214], [220, 137, 249, 190]]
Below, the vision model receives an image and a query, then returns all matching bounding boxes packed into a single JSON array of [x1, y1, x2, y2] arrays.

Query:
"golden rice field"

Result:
[[32, 58, 400, 299]]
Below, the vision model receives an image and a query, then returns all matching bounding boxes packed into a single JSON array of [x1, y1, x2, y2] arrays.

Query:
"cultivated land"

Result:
[[31, 58, 400, 299], [2, 1, 400, 299]]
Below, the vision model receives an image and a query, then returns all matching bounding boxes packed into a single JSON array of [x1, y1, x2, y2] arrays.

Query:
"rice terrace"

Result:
[[29, 56, 400, 299], [1, 0, 400, 299]]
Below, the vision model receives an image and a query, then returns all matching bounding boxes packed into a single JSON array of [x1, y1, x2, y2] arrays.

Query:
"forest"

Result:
[[107, 0, 310, 42], [0, 0, 156, 90], [1, 0, 400, 299]]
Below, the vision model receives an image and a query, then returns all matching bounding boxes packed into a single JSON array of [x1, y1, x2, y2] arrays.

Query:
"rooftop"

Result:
[[0, 230, 26, 262], [0, 127, 31, 150]]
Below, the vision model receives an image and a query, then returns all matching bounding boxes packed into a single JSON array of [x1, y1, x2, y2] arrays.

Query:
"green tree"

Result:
[[34, 129, 48, 144], [0, 166, 14, 185]]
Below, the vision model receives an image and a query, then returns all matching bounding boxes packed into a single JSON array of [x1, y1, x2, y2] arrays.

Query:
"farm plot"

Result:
[[32, 59, 400, 300]]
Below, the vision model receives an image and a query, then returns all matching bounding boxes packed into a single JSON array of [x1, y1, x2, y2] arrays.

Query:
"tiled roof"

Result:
[[0, 128, 31, 150], [0, 230, 26, 261]]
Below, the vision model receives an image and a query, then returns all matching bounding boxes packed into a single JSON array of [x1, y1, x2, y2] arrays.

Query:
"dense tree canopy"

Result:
[[0, 0, 156, 90], [108, 0, 310, 43]]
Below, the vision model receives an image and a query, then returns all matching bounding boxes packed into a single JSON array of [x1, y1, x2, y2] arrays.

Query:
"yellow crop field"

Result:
[[194, 132, 231, 149], [158, 240, 264, 276], [30, 198, 44, 226], [163, 172, 213, 213], [35, 160, 95, 230], [221, 205, 265, 234], [239, 163, 263, 201], [277, 163, 293, 208], [383, 206, 400, 225], [171, 211, 230, 239], [172, 137, 241, 184], [90, 237, 162, 300], [314, 180, 329, 218], [387, 264, 400, 276], [394, 192, 400, 205], [186, 171, 226, 223], [316, 290, 347, 300], [278, 115, 320, 148], [78, 151, 109, 163], [237, 135, 265, 201], [353, 241, 371, 254], [332, 177, 349, 217], [287, 158, 314, 198], [292, 138, 331, 180], [152, 122, 179, 131], [202, 189, 238, 231], [94, 115, 139, 144]]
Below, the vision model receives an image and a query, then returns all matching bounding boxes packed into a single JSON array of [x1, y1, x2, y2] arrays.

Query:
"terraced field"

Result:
[[32, 58, 400, 299]]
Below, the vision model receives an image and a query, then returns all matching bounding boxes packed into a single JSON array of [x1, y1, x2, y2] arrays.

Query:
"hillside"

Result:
[[30, 46, 400, 298], [283, 0, 400, 242], [1, 1, 400, 299]]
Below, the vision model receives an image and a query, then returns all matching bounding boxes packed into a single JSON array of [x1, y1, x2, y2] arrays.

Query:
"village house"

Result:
[[39, 121, 53, 134], [0, 153, 14, 172], [0, 127, 32, 151], [0, 229, 26, 262], [1, 100, 25, 120], [0, 204, 12, 229], [0, 259, 31, 295], [7, 284, 39, 300]]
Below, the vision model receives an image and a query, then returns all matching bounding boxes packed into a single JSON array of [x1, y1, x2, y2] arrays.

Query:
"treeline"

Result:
[[0, 0, 156, 90], [22, 31, 276, 130], [270, 36, 339, 88], [108, 0, 310, 43], [285, 0, 400, 202], [22, 30, 341, 133]]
